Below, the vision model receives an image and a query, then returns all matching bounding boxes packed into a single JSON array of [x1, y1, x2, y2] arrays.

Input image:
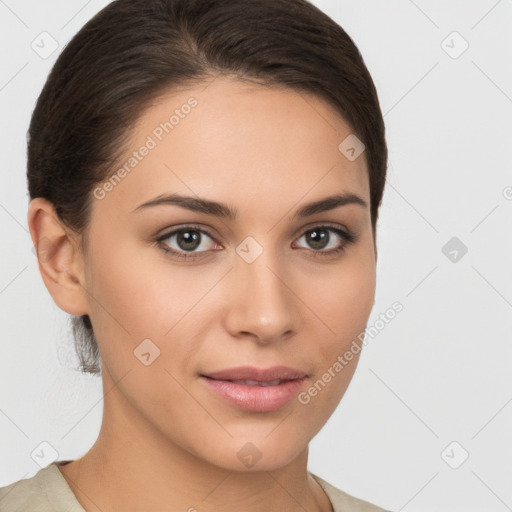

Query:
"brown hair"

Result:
[[27, 0, 388, 375]]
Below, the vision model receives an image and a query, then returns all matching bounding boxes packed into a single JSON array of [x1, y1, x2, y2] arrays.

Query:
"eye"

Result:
[[155, 224, 355, 261], [156, 226, 220, 258], [293, 225, 355, 254]]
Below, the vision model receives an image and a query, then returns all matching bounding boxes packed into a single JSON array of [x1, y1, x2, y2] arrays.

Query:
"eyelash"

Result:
[[154, 224, 356, 261]]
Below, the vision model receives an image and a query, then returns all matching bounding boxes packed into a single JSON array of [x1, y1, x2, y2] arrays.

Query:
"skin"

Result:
[[28, 76, 377, 511]]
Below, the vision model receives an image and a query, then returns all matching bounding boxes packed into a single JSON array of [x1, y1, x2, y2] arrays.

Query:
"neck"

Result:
[[58, 370, 332, 512]]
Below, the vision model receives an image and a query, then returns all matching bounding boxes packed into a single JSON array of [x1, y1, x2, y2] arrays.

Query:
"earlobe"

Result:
[[27, 198, 89, 316]]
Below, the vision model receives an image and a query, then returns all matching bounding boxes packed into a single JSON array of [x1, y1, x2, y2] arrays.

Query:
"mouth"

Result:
[[226, 379, 285, 386], [200, 366, 308, 412]]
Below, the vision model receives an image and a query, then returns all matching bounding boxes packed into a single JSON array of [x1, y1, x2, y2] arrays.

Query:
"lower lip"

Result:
[[201, 377, 307, 412]]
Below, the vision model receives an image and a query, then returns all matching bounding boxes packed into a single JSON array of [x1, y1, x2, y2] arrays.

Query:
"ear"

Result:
[[28, 198, 89, 316]]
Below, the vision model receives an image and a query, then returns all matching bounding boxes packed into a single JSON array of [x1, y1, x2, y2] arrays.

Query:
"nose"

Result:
[[223, 245, 300, 344]]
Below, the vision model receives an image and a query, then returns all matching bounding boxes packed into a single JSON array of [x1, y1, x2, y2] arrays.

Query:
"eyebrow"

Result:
[[131, 192, 367, 218]]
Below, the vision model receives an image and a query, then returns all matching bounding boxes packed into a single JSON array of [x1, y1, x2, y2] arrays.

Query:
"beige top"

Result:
[[0, 462, 389, 511]]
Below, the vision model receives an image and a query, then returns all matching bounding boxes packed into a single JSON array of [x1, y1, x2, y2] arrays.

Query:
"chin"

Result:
[[197, 433, 310, 473]]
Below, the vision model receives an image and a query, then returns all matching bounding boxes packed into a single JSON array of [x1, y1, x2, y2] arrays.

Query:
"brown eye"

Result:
[[176, 229, 202, 251], [295, 226, 353, 252], [158, 227, 218, 257], [304, 227, 330, 250]]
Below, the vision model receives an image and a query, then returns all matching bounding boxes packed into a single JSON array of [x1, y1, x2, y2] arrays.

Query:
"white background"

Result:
[[1, 1, 511, 510]]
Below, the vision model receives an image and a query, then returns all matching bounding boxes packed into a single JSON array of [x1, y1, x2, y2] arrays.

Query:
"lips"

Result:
[[201, 366, 308, 412], [203, 365, 307, 382], [231, 379, 281, 386]]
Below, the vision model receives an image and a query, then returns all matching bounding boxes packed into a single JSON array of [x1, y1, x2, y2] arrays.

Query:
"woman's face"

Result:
[[81, 76, 376, 471]]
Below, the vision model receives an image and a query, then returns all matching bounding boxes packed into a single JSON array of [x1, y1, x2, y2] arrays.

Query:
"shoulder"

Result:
[[311, 473, 391, 512], [1, 465, 389, 512], [0, 463, 85, 512]]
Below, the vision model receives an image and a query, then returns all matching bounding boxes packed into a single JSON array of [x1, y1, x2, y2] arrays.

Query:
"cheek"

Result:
[[299, 241, 375, 414], [85, 244, 158, 343], [83, 237, 230, 382], [85, 236, 211, 337], [308, 246, 376, 352], [296, 252, 375, 429]]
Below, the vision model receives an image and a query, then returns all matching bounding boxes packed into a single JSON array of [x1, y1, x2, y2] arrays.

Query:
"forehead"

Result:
[[92, 77, 370, 220]]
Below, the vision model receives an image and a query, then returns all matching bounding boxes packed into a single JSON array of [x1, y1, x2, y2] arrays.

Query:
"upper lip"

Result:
[[202, 366, 308, 382]]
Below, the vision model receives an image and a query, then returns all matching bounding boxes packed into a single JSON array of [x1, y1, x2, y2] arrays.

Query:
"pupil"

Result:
[[307, 228, 329, 249], [177, 230, 200, 251]]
